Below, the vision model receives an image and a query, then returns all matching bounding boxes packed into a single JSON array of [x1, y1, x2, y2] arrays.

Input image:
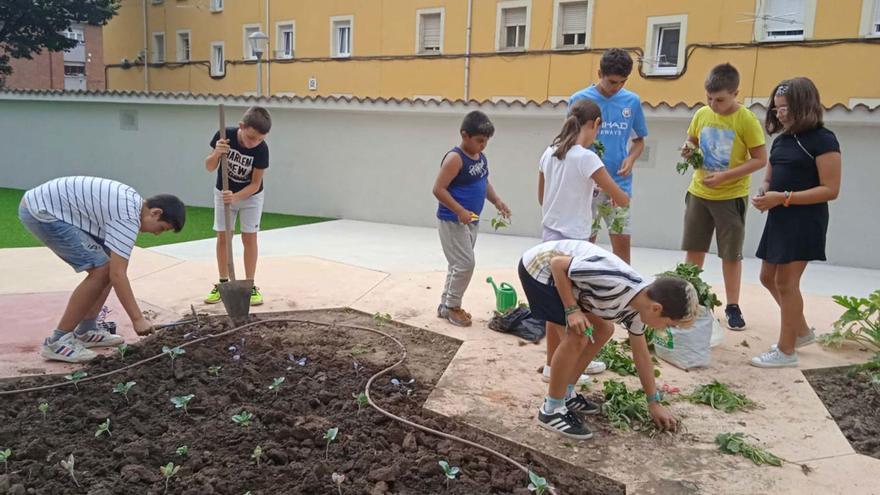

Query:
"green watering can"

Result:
[[486, 276, 517, 313]]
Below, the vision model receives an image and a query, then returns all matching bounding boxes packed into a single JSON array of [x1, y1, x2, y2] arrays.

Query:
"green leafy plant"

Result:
[[685, 380, 755, 413], [176, 445, 189, 457], [850, 352, 880, 385], [596, 340, 637, 376], [0, 449, 10, 474], [332, 472, 346, 495], [117, 343, 129, 360], [353, 392, 368, 415], [207, 365, 222, 377], [438, 460, 460, 490], [372, 312, 392, 325], [38, 402, 49, 421], [232, 410, 254, 426], [591, 139, 605, 159], [61, 453, 80, 487], [268, 377, 285, 397], [715, 432, 782, 466], [112, 381, 137, 404], [170, 394, 194, 416], [162, 346, 186, 369], [527, 470, 550, 494], [349, 346, 370, 357], [323, 427, 338, 459], [251, 445, 264, 466], [602, 380, 665, 433], [160, 462, 181, 494], [676, 142, 704, 174], [95, 418, 111, 438], [659, 262, 721, 309], [64, 370, 88, 391], [819, 290, 880, 352], [490, 212, 510, 231], [592, 202, 629, 235]]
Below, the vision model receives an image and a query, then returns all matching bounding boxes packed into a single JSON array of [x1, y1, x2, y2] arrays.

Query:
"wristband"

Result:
[[646, 391, 662, 403], [783, 191, 793, 207], [564, 305, 580, 315]]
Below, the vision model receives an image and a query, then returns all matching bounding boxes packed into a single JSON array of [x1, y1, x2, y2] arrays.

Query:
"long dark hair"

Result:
[[765, 77, 824, 135], [552, 99, 602, 160]]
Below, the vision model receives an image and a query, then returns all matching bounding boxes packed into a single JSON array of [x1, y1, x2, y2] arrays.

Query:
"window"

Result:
[[243, 24, 261, 60], [417, 9, 444, 54], [64, 64, 85, 76], [211, 42, 225, 76], [152, 32, 166, 63], [331, 16, 353, 58], [553, 1, 592, 49], [645, 15, 687, 75], [210, 0, 223, 12], [755, 0, 816, 41], [859, 0, 880, 36], [275, 22, 295, 58], [176, 30, 191, 62], [64, 27, 85, 43], [501, 7, 527, 50], [875, 0, 880, 33]]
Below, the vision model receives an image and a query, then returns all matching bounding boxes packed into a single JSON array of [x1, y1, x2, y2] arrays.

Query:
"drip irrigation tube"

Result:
[[0, 317, 559, 495]]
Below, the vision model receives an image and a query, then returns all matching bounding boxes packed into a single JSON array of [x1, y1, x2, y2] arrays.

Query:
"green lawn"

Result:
[[0, 187, 331, 249]]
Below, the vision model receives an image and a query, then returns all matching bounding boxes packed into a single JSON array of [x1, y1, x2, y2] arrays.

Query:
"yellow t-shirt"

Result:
[[687, 105, 766, 200]]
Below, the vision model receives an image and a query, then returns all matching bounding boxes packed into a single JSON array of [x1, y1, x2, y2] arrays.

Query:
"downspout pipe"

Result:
[[265, 0, 270, 96], [464, 0, 473, 101], [143, 0, 149, 91]]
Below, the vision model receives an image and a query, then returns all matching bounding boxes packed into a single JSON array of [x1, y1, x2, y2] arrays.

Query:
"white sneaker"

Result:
[[41, 333, 98, 363], [770, 328, 816, 351], [541, 362, 605, 386], [585, 360, 607, 374], [750, 349, 798, 368], [75, 329, 125, 348]]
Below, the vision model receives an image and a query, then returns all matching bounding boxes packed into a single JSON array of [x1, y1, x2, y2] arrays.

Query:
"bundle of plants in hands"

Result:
[[676, 142, 704, 175]]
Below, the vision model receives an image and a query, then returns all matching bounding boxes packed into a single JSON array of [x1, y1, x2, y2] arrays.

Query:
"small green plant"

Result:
[[232, 410, 254, 426], [591, 139, 605, 159], [490, 212, 510, 231], [61, 453, 80, 487], [602, 380, 666, 433], [332, 472, 346, 495], [251, 445, 264, 466], [38, 402, 49, 421], [160, 462, 181, 494], [95, 418, 112, 438], [268, 377, 285, 397], [819, 290, 880, 352], [658, 262, 721, 309], [372, 312, 392, 325], [592, 202, 629, 235], [438, 460, 460, 490], [170, 394, 195, 416], [685, 380, 755, 413], [676, 141, 704, 174], [207, 365, 222, 377], [64, 370, 88, 391], [353, 392, 368, 415], [176, 445, 189, 457], [0, 449, 10, 474], [112, 381, 137, 404], [162, 346, 186, 369], [715, 432, 782, 466], [117, 343, 129, 360], [596, 340, 637, 376], [527, 470, 550, 494], [349, 346, 370, 357], [323, 427, 338, 459]]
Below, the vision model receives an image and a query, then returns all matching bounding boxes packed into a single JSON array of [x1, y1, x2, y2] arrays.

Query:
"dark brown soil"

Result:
[[0, 309, 623, 495], [804, 365, 880, 459]]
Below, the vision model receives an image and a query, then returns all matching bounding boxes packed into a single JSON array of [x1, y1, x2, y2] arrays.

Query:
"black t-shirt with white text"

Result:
[[210, 126, 269, 194]]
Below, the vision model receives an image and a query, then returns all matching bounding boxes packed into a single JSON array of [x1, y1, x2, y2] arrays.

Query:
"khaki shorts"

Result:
[[681, 192, 747, 261]]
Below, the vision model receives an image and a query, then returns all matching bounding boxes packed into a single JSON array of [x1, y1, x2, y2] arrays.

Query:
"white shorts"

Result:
[[213, 189, 264, 233]]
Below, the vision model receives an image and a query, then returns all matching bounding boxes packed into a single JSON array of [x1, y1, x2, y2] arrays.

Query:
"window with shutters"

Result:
[[417, 9, 444, 54], [496, 1, 530, 51], [645, 15, 687, 76], [211, 41, 224, 76], [152, 33, 165, 63], [210, 0, 223, 12], [243, 24, 261, 60], [554, 1, 591, 49], [861, 0, 880, 36], [275, 21, 295, 59], [330, 16, 353, 58], [176, 30, 191, 62], [755, 0, 815, 41]]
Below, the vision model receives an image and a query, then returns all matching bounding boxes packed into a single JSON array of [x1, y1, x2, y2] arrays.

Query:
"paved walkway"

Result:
[[3, 219, 879, 494]]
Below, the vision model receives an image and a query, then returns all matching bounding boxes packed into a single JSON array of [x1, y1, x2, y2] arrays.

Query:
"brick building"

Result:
[[3, 24, 105, 91]]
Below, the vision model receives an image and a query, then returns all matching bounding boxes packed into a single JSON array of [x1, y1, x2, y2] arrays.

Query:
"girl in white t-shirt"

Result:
[[538, 97, 631, 382]]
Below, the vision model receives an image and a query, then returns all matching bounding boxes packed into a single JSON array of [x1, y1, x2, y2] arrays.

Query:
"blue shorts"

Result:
[[19, 203, 111, 272]]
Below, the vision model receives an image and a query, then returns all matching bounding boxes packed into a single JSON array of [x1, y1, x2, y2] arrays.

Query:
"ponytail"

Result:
[[552, 98, 602, 160]]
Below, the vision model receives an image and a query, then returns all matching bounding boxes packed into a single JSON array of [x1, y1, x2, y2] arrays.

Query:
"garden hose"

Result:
[[0, 317, 560, 495]]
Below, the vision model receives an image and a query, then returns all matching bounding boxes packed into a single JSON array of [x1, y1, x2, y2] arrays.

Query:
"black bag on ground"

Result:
[[487, 307, 546, 343]]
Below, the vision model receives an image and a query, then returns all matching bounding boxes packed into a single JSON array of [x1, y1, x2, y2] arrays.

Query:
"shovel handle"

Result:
[[219, 104, 236, 281]]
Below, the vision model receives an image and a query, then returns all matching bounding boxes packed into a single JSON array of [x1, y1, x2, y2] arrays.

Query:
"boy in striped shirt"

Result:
[[19, 176, 185, 363], [518, 240, 699, 439]]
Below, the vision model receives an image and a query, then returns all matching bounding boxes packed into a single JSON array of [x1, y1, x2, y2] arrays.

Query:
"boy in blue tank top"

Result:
[[432, 111, 511, 327]]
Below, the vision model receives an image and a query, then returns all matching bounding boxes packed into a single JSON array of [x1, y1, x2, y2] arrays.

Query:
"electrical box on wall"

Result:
[[308, 77, 317, 91]]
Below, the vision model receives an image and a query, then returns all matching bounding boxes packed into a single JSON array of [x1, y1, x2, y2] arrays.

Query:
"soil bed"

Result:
[[0, 309, 623, 494], [804, 365, 880, 459]]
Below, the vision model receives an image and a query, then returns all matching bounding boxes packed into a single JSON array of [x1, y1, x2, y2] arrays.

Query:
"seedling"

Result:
[[372, 312, 392, 325], [0, 449, 10, 474], [353, 392, 368, 415], [162, 346, 186, 369], [490, 212, 510, 230], [596, 340, 637, 376], [64, 370, 88, 391], [527, 470, 550, 494], [38, 402, 49, 421], [112, 381, 137, 404], [170, 394, 195, 416], [438, 460, 460, 490], [232, 410, 254, 426], [676, 141, 704, 174], [251, 445, 264, 466], [323, 427, 338, 459], [60, 453, 80, 487], [268, 377, 285, 397], [160, 462, 181, 494], [715, 432, 782, 466], [207, 365, 222, 377], [95, 418, 112, 438], [591, 139, 605, 159], [176, 445, 189, 457], [685, 380, 755, 413], [117, 343, 129, 360], [332, 472, 346, 495]]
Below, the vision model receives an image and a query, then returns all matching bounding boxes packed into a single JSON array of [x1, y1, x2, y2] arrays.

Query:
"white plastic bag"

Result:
[[655, 306, 714, 370], [708, 307, 724, 348]]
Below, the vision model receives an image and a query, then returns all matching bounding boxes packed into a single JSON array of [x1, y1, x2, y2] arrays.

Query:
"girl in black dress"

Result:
[[750, 77, 842, 368]]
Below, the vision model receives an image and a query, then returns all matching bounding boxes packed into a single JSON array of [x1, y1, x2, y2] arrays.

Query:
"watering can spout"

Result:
[[486, 276, 500, 293]]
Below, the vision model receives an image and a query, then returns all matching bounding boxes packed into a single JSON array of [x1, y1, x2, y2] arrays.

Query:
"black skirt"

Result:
[[756, 203, 828, 264]]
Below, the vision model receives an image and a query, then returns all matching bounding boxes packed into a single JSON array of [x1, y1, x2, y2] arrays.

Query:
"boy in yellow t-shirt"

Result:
[[680, 63, 767, 331]]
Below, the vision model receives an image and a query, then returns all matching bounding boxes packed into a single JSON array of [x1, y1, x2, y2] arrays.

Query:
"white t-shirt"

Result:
[[539, 144, 604, 240]]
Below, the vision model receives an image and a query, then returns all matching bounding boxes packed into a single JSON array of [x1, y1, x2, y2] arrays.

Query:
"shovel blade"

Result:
[[218, 279, 253, 320]]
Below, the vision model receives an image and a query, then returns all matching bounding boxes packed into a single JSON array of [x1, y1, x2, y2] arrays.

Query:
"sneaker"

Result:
[[41, 333, 97, 363], [585, 360, 607, 374], [75, 329, 125, 348], [565, 393, 601, 415], [204, 285, 222, 304], [537, 405, 593, 440], [542, 365, 592, 386], [437, 304, 448, 319], [725, 304, 747, 331], [444, 307, 472, 327], [250, 286, 264, 306], [770, 328, 817, 351], [750, 349, 798, 368]]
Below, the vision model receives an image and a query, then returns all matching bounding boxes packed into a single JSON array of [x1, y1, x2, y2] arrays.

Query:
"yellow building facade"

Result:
[[104, 0, 880, 107]]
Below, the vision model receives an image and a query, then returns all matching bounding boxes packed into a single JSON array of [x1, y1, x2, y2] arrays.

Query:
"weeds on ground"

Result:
[[597, 340, 637, 376], [685, 380, 755, 413], [714, 432, 782, 466], [602, 380, 669, 434]]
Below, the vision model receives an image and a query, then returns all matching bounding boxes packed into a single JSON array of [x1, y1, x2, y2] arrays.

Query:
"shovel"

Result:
[[216, 104, 253, 321]]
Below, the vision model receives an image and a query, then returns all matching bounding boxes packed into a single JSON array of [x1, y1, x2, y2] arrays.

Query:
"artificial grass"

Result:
[[0, 187, 331, 249]]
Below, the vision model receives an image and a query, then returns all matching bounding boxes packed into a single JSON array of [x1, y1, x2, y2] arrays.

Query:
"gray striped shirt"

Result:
[[24, 177, 143, 260]]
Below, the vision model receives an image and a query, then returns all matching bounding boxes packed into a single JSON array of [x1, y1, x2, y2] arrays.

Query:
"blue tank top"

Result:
[[437, 147, 489, 222]]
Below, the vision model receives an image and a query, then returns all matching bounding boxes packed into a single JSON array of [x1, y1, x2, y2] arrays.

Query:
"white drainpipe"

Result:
[[143, 0, 149, 91], [464, 0, 473, 101], [265, 0, 271, 96]]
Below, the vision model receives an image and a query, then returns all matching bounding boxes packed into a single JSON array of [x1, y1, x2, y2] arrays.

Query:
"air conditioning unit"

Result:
[[274, 49, 294, 59], [308, 77, 317, 91]]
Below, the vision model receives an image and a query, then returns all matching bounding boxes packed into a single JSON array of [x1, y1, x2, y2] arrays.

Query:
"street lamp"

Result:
[[248, 30, 269, 97]]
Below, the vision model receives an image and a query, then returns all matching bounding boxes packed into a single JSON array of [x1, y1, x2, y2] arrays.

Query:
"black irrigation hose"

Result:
[[0, 317, 560, 495]]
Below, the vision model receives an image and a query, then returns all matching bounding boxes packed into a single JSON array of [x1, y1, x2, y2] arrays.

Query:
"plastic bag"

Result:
[[655, 306, 714, 370], [487, 307, 546, 343]]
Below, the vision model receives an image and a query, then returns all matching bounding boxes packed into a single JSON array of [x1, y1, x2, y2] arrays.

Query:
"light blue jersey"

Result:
[[569, 86, 648, 195]]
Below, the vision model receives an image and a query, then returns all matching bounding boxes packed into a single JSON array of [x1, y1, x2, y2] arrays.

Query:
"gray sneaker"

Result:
[[770, 328, 816, 351], [750, 349, 798, 368], [41, 333, 98, 363]]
